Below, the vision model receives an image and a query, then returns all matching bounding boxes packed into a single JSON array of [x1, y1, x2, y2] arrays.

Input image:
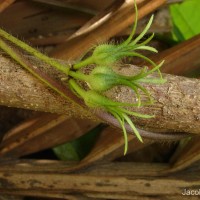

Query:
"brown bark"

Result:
[[0, 160, 199, 199], [0, 54, 89, 118], [106, 65, 200, 134], [0, 53, 200, 135]]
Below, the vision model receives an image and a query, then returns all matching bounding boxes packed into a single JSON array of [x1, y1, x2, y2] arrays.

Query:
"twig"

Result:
[[0, 0, 16, 13], [0, 53, 199, 135]]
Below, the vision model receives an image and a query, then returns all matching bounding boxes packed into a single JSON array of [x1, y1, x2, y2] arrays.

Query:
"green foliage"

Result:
[[170, 0, 200, 41], [68, 1, 165, 154], [73, 15, 159, 69], [53, 142, 80, 161], [0, 0, 165, 156], [53, 125, 102, 161], [0, 29, 69, 74]]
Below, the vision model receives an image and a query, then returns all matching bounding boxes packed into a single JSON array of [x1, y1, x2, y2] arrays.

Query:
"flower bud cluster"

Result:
[[68, 0, 166, 154]]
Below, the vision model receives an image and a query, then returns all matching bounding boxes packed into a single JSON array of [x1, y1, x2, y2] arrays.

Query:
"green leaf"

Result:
[[53, 142, 80, 161], [53, 125, 103, 161], [170, 0, 200, 41]]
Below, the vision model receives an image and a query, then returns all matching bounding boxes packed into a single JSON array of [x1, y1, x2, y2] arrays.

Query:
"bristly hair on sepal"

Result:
[[68, 0, 167, 155]]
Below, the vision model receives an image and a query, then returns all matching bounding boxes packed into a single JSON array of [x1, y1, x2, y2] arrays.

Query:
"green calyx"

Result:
[[0, 29, 70, 75], [0, 0, 166, 155], [69, 0, 166, 154], [73, 1, 158, 72], [69, 66, 118, 92], [69, 79, 154, 155], [89, 16, 157, 67], [70, 63, 166, 107]]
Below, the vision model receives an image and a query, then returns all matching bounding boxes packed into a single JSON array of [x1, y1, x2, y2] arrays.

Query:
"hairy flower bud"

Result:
[[92, 44, 119, 65], [88, 66, 118, 91], [73, 13, 157, 70], [68, 0, 166, 155]]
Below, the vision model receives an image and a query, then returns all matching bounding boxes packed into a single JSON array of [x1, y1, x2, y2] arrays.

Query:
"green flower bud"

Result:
[[67, 0, 166, 155], [68, 79, 153, 155], [68, 79, 140, 108], [69, 66, 117, 91], [88, 66, 118, 91], [92, 44, 119, 66], [73, 8, 158, 70], [83, 90, 118, 108]]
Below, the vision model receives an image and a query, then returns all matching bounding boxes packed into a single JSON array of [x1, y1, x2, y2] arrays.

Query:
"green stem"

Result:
[[68, 71, 88, 81], [0, 38, 83, 110], [0, 29, 70, 75], [73, 56, 94, 69], [0, 38, 40, 80], [68, 79, 86, 97]]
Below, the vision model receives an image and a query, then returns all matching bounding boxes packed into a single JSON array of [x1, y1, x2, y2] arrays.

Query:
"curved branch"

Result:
[[0, 54, 200, 136]]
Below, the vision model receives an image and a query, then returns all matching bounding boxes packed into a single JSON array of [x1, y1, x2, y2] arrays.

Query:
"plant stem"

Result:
[[68, 71, 88, 81], [69, 79, 86, 97], [0, 29, 70, 75], [73, 56, 94, 69], [0, 38, 84, 110], [0, 38, 42, 82]]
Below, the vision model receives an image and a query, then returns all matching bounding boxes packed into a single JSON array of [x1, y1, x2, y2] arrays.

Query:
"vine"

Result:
[[0, 1, 165, 154]]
